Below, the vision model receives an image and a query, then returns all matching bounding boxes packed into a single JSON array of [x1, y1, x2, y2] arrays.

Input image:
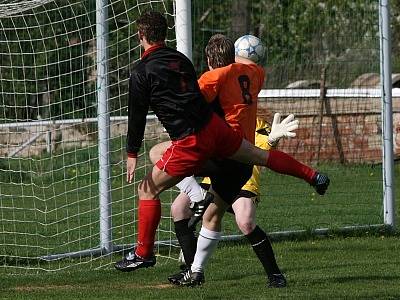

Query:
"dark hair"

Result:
[[205, 34, 235, 69], [136, 11, 167, 43]]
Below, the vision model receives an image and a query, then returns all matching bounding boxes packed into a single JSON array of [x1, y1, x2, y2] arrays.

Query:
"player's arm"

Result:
[[258, 131, 275, 151], [256, 123, 278, 150], [126, 70, 150, 183]]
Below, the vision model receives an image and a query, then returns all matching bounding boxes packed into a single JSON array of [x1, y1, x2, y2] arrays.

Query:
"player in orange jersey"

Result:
[[173, 34, 329, 286]]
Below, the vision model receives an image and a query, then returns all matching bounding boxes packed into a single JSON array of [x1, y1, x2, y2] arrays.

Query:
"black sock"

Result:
[[245, 225, 281, 277], [174, 219, 197, 266]]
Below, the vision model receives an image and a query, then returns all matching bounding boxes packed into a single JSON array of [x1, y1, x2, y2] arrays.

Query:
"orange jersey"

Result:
[[198, 63, 265, 144]]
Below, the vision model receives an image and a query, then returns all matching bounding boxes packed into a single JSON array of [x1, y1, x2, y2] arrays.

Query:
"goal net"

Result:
[[0, 0, 179, 273], [0, 0, 397, 273]]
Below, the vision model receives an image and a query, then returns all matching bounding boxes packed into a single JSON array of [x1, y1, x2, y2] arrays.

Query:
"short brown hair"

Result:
[[205, 34, 235, 69], [136, 11, 167, 43]]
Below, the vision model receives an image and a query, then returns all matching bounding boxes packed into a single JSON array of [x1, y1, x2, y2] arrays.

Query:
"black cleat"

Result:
[[168, 266, 190, 285], [188, 192, 214, 229], [311, 172, 330, 195], [176, 269, 205, 287], [114, 249, 156, 272], [268, 273, 287, 288]]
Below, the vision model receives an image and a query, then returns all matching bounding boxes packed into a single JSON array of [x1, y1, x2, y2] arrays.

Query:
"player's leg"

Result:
[[136, 166, 183, 258], [168, 182, 214, 285], [185, 189, 228, 285], [231, 194, 256, 235], [150, 140, 212, 250], [174, 189, 227, 287], [207, 112, 329, 195], [167, 192, 199, 284], [150, 141, 205, 226], [116, 132, 224, 273], [232, 194, 286, 288], [229, 139, 330, 194], [114, 165, 182, 271], [179, 161, 253, 286]]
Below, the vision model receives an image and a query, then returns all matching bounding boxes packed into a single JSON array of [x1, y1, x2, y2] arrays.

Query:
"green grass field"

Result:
[[1, 234, 400, 300], [1, 141, 399, 299]]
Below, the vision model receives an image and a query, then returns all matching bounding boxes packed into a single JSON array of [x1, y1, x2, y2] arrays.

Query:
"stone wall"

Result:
[[258, 97, 400, 164], [0, 118, 165, 158]]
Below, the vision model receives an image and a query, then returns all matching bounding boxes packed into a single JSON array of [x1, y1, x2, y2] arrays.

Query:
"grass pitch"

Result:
[[1, 234, 400, 300]]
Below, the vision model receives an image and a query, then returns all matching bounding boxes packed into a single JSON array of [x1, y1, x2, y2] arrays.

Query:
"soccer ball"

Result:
[[234, 35, 266, 64]]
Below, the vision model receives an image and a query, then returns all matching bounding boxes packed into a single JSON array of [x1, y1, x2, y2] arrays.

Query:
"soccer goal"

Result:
[[0, 0, 396, 273]]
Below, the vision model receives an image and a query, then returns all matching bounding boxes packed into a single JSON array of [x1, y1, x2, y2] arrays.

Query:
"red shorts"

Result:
[[155, 113, 242, 177]]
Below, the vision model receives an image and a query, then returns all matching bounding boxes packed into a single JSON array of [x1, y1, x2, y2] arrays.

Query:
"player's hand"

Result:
[[126, 157, 137, 183], [268, 113, 299, 146]]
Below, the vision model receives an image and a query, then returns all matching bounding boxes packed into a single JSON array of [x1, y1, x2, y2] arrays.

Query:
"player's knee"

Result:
[[171, 201, 191, 221], [236, 218, 256, 235]]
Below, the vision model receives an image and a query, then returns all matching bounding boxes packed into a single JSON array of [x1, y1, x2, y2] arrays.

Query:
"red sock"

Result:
[[266, 150, 316, 184], [135, 199, 161, 258]]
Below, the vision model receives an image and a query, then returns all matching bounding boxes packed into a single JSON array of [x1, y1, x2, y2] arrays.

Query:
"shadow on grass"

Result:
[[219, 225, 398, 248], [333, 275, 400, 283]]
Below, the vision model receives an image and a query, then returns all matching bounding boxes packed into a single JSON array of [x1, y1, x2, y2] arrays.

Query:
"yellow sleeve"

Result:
[[255, 117, 277, 150]]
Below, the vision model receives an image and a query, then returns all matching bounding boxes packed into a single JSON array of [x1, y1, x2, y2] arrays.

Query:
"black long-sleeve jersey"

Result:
[[126, 46, 212, 154]]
